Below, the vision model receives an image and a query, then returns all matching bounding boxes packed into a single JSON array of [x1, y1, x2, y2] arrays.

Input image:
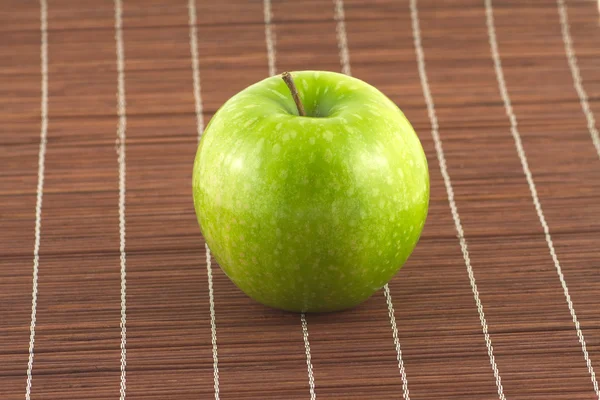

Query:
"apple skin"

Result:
[[193, 71, 429, 313]]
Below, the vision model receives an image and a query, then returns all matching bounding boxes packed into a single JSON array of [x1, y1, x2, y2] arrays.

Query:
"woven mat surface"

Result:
[[2, 0, 600, 399]]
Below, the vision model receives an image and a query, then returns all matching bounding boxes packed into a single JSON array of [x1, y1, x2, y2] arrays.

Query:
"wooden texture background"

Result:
[[1, 0, 600, 399]]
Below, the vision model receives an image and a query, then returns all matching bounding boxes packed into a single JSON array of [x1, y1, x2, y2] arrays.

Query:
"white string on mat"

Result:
[[485, 0, 599, 397], [555, 0, 600, 160], [113, 0, 128, 397], [26, 1, 49, 398], [264, 0, 277, 78], [188, 1, 220, 398], [410, 0, 506, 398]]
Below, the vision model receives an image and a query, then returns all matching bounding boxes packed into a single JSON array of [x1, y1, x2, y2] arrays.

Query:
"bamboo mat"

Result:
[[1, 0, 600, 399]]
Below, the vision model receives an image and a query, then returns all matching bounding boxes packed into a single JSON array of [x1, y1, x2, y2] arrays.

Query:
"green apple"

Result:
[[193, 70, 429, 312]]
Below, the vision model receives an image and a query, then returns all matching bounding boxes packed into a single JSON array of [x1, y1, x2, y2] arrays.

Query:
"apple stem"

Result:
[[282, 72, 306, 117]]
